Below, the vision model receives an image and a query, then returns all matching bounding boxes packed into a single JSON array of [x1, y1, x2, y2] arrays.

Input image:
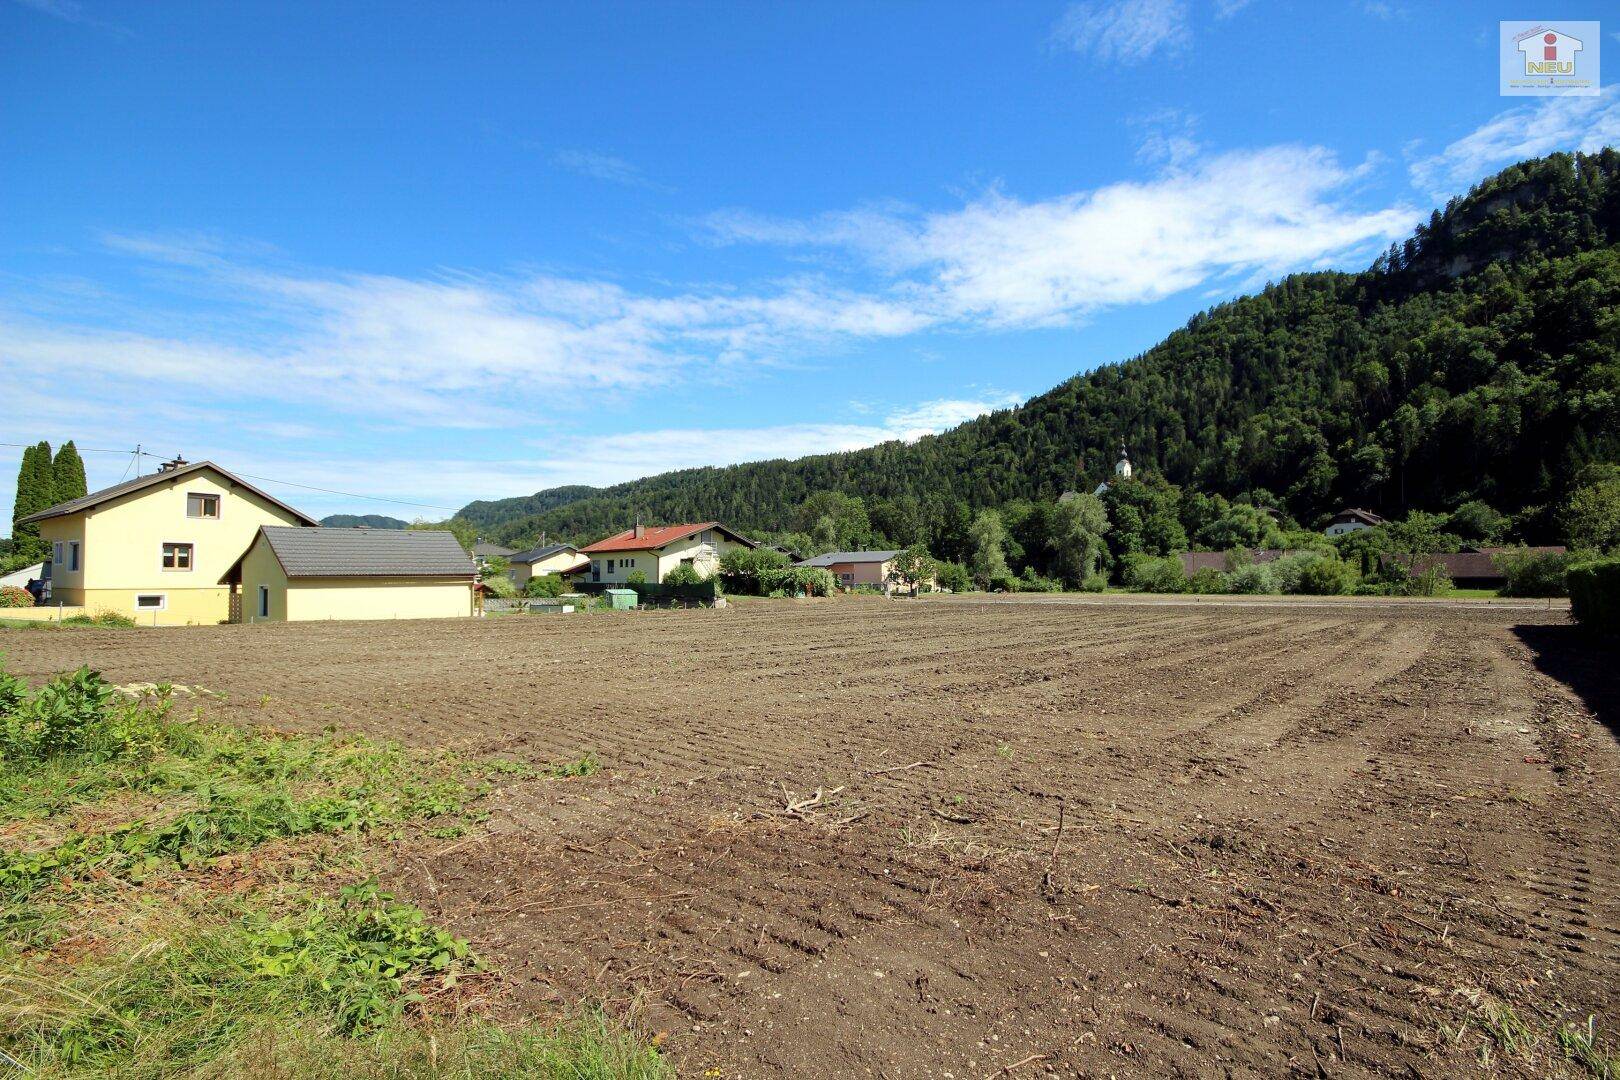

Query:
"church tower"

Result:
[[1114, 441, 1132, 480]]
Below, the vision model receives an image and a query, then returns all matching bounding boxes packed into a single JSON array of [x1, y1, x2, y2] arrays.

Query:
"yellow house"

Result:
[[503, 543, 588, 587], [226, 527, 476, 622], [19, 459, 319, 625], [578, 522, 755, 585]]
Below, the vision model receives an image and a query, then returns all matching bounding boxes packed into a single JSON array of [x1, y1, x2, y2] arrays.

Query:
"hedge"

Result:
[[1568, 556, 1620, 634]]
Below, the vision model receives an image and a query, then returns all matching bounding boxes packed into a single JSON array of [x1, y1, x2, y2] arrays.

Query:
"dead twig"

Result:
[[986, 1053, 1049, 1078], [870, 761, 938, 775], [782, 785, 845, 817], [1041, 800, 1067, 900]]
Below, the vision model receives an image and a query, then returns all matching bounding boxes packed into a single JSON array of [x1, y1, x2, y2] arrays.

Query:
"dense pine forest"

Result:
[[461, 150, 1620, 551]]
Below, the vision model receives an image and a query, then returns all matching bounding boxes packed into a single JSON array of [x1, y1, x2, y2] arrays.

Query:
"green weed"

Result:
[[550, 753, 602, 779]]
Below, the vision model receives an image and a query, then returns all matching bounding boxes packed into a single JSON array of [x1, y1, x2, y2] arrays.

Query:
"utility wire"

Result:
[[1, 441, 460, 514]]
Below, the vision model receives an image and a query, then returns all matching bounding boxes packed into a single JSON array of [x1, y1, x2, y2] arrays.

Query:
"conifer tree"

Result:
[[51, 441, 87, 505], [10, 441, 54, 561]]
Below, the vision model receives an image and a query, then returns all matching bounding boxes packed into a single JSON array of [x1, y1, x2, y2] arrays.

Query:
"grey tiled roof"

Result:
[[472, 542, 516, 558], [260, 527, 476, 578], [796, 550, 901, 567], [508, 543, 577, 564], [18, 461, 318, 526]]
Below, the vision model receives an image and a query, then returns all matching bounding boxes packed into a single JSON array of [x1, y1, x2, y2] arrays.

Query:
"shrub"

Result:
[[934, 561, 972, 593], [1016, 567, 1062, 592], [90, 609, 137, 627], [1497, 547, 1581, 598], [1078, 573, 1108, 592], [663, 563, 704, 586], [624, 569, 647, 586], [523, 574, 567, 598], [987, 569, 1019, 593], [1406, 564, 1452, 597], [718, 547, 791, 595], [1186, 567, 1228, 594], [1295, 558, 1356, 595], [481, 574, 518, 600], [0, 585, 33, 609], [1270, 551, 1329, 594], [1226, 564, 1279, 594], [1569, 556, 1620, 634], [1122, 555, 1186, 593]]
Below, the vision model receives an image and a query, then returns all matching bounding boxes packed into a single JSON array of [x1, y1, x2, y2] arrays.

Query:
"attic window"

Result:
[[187, 493, 220, 519]]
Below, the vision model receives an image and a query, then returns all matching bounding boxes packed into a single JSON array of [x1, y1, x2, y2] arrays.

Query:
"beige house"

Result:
[[227, 527, 476, 622], [18, 459, 319, 625], [579, 522, 754, 585], [797, 550, 904, 590], [504, 543, 588, 587]]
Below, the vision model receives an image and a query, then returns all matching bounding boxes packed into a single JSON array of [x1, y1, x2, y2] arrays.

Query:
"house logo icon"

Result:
[[1500, 21, 1601, 97], [1517, 28, 1582, 76]]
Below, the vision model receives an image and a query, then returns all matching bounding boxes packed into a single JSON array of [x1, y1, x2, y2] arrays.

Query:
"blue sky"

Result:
[[2, 1, 1617, 525]]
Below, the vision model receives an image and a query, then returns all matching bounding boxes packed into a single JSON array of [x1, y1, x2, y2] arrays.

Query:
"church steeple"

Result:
[[1114, 441, 1132, 480]]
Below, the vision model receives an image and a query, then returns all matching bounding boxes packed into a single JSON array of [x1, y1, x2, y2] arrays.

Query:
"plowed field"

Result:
[[5, 596, 1616, 1078]]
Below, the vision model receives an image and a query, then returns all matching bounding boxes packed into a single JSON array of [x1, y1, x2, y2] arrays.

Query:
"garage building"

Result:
[[228, 526, 476, 622]]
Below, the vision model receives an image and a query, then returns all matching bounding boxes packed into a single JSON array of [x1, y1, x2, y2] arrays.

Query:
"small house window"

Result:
[[68, 541, 80, 572], [53, 542, 63, 566], [135, 594, 166, 610], [186, 493, 220, 519], [162, 542, 194, 571], [257, 586, 269, 618]]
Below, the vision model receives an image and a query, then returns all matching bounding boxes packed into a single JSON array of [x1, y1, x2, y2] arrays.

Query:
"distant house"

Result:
[[505, 543, 588, 586], [471, 541, 515, 573], [797, 550, 904, 590], [17, 458, 320, 625], [1385, 546, 1567, 589], [579, 523, 755, 585], [227, 527, 476, 621], [1325, 508, 1386, 536]]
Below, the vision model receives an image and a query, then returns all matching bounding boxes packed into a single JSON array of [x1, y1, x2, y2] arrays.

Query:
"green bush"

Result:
[[1078, 572, 1108, 592], [1269, 551, 1329, 594], [481, 574, 518, 600], [1226, 563, 1279, 594], [935, 561, 972, 592], [1569, 556, 1620, 633], [0, 585, 33, 608], [1122, 555, 1187, 593], [524, 574, 568, 598], [718, 547, 791, 595], [1016, 567, 1062, 592], [1186, 567, 1227, 594], [662, 563, 704, 587], [1295, 558, 1357, 595], [1497, 547, 1581, 598]]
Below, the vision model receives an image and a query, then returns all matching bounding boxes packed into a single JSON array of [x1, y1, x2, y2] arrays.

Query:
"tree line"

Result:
[[5, 441, 88, 567], [457, 149, 1620, 552]]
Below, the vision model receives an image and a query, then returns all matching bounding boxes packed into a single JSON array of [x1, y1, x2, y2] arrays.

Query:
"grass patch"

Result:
[[0, 658, 659, 1078], [550, 753, 602, 779]]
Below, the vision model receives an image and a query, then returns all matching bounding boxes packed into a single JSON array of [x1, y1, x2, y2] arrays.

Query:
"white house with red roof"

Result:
[[577, 522, 755, 585]]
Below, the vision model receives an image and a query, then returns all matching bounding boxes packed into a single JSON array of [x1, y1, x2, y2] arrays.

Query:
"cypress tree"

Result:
[[51, 441, 88, 505], [10, 441, 54, 561]]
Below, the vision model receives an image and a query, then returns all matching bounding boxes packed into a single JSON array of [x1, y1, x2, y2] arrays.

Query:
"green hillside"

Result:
[[461, 150, 1620, 550], [319, 514, 409, 530]]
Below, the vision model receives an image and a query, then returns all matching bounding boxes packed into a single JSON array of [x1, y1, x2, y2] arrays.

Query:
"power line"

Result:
[[1, 441, 460, 514]]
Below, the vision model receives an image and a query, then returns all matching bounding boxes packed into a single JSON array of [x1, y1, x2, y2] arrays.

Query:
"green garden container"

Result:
[[605, 588, 637, 610]]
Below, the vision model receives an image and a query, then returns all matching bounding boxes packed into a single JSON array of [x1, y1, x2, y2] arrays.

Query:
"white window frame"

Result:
[[135, 593, 167, 611], [186, 492, 222, 520], [161, 541, 195, 572]]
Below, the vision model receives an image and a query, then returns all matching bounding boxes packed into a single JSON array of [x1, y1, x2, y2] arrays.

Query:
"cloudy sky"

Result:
[[2, 1, 1616, 523]]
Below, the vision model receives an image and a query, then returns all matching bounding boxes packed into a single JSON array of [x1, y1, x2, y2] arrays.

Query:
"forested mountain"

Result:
[[319, 514, 408, 529], [461, 150, 1620, 549]]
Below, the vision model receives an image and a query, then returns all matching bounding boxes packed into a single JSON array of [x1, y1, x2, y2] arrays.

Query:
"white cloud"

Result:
[[11, 0, 130, 33], [1130, 107, 1202, 167], [1052, 0, 1191, 64], [1213, 0, 1255, 17], [0, 394, 1024, 523], [709, 146, 1416, 328], [1409, 86, 1620, 197], [551, 149, 662, 190]]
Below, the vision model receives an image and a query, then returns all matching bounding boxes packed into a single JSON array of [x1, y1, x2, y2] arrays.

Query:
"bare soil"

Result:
[[5, 597, 1617, 1078]]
